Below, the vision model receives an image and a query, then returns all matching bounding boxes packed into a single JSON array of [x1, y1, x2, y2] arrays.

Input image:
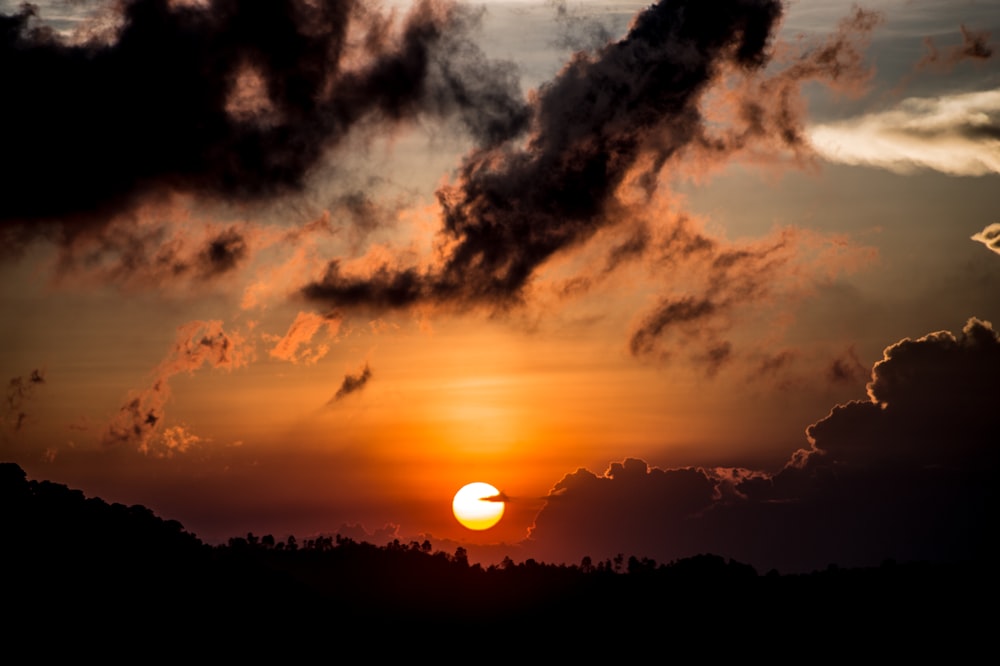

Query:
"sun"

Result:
[[452, 482, 505, 530]]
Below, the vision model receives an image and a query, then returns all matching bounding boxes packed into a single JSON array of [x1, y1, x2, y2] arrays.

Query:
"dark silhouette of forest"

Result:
[[2, 463, 991, 657]]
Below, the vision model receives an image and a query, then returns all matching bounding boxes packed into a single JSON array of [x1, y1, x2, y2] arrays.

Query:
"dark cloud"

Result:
[[525, 319, 998, 572], [689, 6, 883, 160], [798, 317, 999, 469], [0, 0, 527, 242], [918, 24, 994, 71], [333, 521, 401, 545], [304, 0, 785, 310], [4, 369, 46, 433], [50, 219, 250, 290], [331, 363, 372, 402], [754, 350, 795, 378], [702, 342, 733, 376], [602, 225, 650, 274], [526, 459, 718, 564], [550, 0, 613, 52], [629, 228, 798, 360], [304, 1, 883, 370], [826, 345, 867, 385], [630, 298, 717, 356], [199, 227, 248, 277]]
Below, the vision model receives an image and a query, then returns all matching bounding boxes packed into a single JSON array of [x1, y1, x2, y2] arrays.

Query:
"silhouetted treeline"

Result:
[[2, 463, 991, 657]]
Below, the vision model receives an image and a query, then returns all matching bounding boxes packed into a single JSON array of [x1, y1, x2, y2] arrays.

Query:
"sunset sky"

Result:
[[2, 0, 997, 572]]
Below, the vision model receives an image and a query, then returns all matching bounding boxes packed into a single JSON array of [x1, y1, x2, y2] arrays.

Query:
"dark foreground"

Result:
[[3, 462, 992, 657]]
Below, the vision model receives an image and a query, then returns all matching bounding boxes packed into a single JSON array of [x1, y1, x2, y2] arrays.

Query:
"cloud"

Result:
[[104, 320, 251, 450], [303, 0, 787, 311], [5, 0, 882, 375], [807, 89, 1000, 175], [686, 6, 883, 166], [50, 207, 256, 290], [549, 0, 613, 52], [826, 345, 867, 385], [753, 350, 796, 379], [627, 223, 874, 365], [4, 369, 45, 434], [525, 319, 999, 571], [628, 227, 794, 360], [330, 362, 372, 402], [526, 459, 719, 564], [0, 0, 527, 241], [796, 317, 999, 469], [199, 227, 248, 277], [267, 311, 342, 365], [333, 522, 401, 545], [917, 25, 994, 71], [971, 222, 1000, 256], [140, 424, 206, 459], [302, 1, 880, 369]]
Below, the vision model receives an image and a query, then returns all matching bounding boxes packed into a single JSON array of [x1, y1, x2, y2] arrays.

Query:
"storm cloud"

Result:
[[0, 0, 528, 240], [303, 0, 881, 366], [304, 0, 786, 310], [525, 318, 999, 572]]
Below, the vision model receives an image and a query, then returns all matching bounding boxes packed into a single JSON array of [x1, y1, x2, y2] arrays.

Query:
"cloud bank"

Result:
[[525, 318, 998, 572]]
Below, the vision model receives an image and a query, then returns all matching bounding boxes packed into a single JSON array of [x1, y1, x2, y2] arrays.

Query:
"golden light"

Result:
[[452, 482, 505, 530]]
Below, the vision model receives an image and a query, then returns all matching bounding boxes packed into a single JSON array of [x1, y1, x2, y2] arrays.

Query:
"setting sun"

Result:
[[452, 482, 505, 530]]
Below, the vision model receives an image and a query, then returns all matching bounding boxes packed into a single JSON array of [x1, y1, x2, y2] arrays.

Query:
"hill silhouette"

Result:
[[2, 463, 990, 657]]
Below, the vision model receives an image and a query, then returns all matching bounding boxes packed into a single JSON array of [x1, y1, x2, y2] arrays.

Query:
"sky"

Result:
[[1, 0, 997, 573]]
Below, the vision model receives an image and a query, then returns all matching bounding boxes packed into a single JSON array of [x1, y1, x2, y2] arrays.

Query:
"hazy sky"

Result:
[[2, 0, 997, 572]]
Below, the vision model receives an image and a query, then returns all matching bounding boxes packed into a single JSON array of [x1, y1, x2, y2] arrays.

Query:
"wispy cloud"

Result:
[[267, 311, 342, 365], [917, 24, 994, 71], [4, 369, 45, 434], [104, 320, 251, 451], [808, 89, 1000, 175], [330, 363, 372, 403]]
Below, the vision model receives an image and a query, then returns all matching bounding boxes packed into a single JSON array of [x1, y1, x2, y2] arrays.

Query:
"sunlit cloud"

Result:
[[807, 89, 1000, 175], [140, 424, 206, 459], [267, 311, 343, 365], [105, 320, 252, 451], [971, 222, 1000, 256]]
